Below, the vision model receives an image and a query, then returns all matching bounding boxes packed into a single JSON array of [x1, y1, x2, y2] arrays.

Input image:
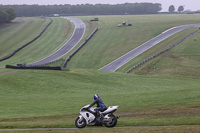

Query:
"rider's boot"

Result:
[[99, 112, 104, 121], [94, 112, 101, 122]]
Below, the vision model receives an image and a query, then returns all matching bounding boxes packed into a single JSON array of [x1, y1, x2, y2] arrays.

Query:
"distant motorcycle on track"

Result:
[[75, 104, 119, 128]]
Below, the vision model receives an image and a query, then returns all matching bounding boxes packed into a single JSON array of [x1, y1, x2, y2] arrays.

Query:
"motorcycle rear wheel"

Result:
[[75, 117, 86, 128], [104, 114, 117, 128]]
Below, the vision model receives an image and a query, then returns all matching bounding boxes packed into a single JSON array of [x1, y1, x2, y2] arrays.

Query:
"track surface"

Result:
[[0, 126, 166, 131], [0, 128, 77, 131], [29, 17, 85, 66], [0, 126, 191, 131], [99, 24, 200, 72]]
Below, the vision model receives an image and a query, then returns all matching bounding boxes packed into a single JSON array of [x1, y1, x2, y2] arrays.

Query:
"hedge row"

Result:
[[126, 28, 200, 73]]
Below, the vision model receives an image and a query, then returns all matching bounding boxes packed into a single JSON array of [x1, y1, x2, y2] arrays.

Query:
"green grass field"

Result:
[[1, 126, 200, 133], [0, 17, 47, 59], [119, 27, 200, 78], [0, 14, 200, 132], [0, 17, 73, 66], [66, 14, 200, 72], [0, 69, 200, 129]]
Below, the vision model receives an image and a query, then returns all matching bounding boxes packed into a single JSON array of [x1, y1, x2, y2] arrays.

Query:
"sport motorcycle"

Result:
[[75, 104, 119, 128]]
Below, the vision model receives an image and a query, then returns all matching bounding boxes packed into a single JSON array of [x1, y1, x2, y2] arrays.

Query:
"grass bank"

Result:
[[0, 14, 200, 130], [0, 17, 47, 59], [0, 17, 73, 66], [0, 69, 200, 128], [124, 27, 200, 78], [65, 14, 200, 71], [1, 126, 200, 133]]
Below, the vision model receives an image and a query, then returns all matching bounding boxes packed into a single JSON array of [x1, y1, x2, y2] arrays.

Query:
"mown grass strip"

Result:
[[124, 27, 200, 78], [0, 18, 47, 58], [0, 18, 52, 62], [126, 28, 200, 73], [0, 69, 200, 128], [66, 15, 200, 71], [0, 17, 73, 66]]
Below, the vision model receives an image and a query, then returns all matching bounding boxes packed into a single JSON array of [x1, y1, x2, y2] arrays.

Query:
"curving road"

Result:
[[29, 17, 85, 66], [99, 24, 200, 72]]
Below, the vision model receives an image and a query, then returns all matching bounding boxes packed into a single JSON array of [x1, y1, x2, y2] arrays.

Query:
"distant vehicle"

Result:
[[122, 22, 126, 26], [75, 104, 119, 128], [53, 14, 59, 17], [90, 18, 99, 21], [118, 22, 132, 27]]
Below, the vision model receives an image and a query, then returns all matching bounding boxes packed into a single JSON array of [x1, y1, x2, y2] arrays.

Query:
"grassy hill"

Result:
[[0, 17, 47, 59], [66, 14, 200, 75], [0, 14, 200, 131], [0, 68, 200, 129], [0, 17, 73, 66], [120, 27, 200, 78]]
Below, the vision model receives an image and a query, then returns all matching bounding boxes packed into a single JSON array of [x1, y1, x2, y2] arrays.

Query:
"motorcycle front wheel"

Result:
[[104, 114, 117, 128], [75, 116, 86, 128]]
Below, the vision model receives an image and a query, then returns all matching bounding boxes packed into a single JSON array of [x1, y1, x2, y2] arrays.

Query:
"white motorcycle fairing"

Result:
[[79, 105, 97, 125], [102, 106, 118, 115]]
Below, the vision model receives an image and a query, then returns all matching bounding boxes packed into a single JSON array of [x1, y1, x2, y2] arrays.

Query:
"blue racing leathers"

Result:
[[88, 98, 107, 112]]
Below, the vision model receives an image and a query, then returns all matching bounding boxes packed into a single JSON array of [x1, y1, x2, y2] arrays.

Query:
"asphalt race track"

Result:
[[29, 17, 85, 66], [99, 24, 200, 72]]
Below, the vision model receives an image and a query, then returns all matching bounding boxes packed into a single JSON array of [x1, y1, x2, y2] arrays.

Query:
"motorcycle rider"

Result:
[[87, 94, 107, 119]]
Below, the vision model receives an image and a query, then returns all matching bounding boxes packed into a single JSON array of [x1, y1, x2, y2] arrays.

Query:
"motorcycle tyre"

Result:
[[75, 117, 86, 128], [104, 114, 117, 128]]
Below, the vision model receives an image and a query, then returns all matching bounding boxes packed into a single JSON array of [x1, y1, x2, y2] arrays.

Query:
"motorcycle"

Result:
[[75, 104, 119, 128]]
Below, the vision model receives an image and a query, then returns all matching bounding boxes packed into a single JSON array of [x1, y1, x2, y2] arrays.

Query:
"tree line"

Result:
[[0, 7, 16, 23], [0, 3, 162, 17]]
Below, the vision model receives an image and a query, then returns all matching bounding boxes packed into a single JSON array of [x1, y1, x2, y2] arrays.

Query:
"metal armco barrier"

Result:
[[126, 28, 200, 73], [62, 28, 98, 68], [0, 18, 53, 62]]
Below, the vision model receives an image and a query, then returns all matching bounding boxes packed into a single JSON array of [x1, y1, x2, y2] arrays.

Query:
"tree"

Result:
[[0, 10, 9, 23], [0, 10, 7, 23], [168, 5, 175, 13], [4, 8, 16, 22], [178, 6, 184, 13], [0, 7, 16, 23]]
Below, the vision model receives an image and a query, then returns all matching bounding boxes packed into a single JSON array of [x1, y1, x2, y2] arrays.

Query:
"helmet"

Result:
[[93, 94, 99, 100]]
